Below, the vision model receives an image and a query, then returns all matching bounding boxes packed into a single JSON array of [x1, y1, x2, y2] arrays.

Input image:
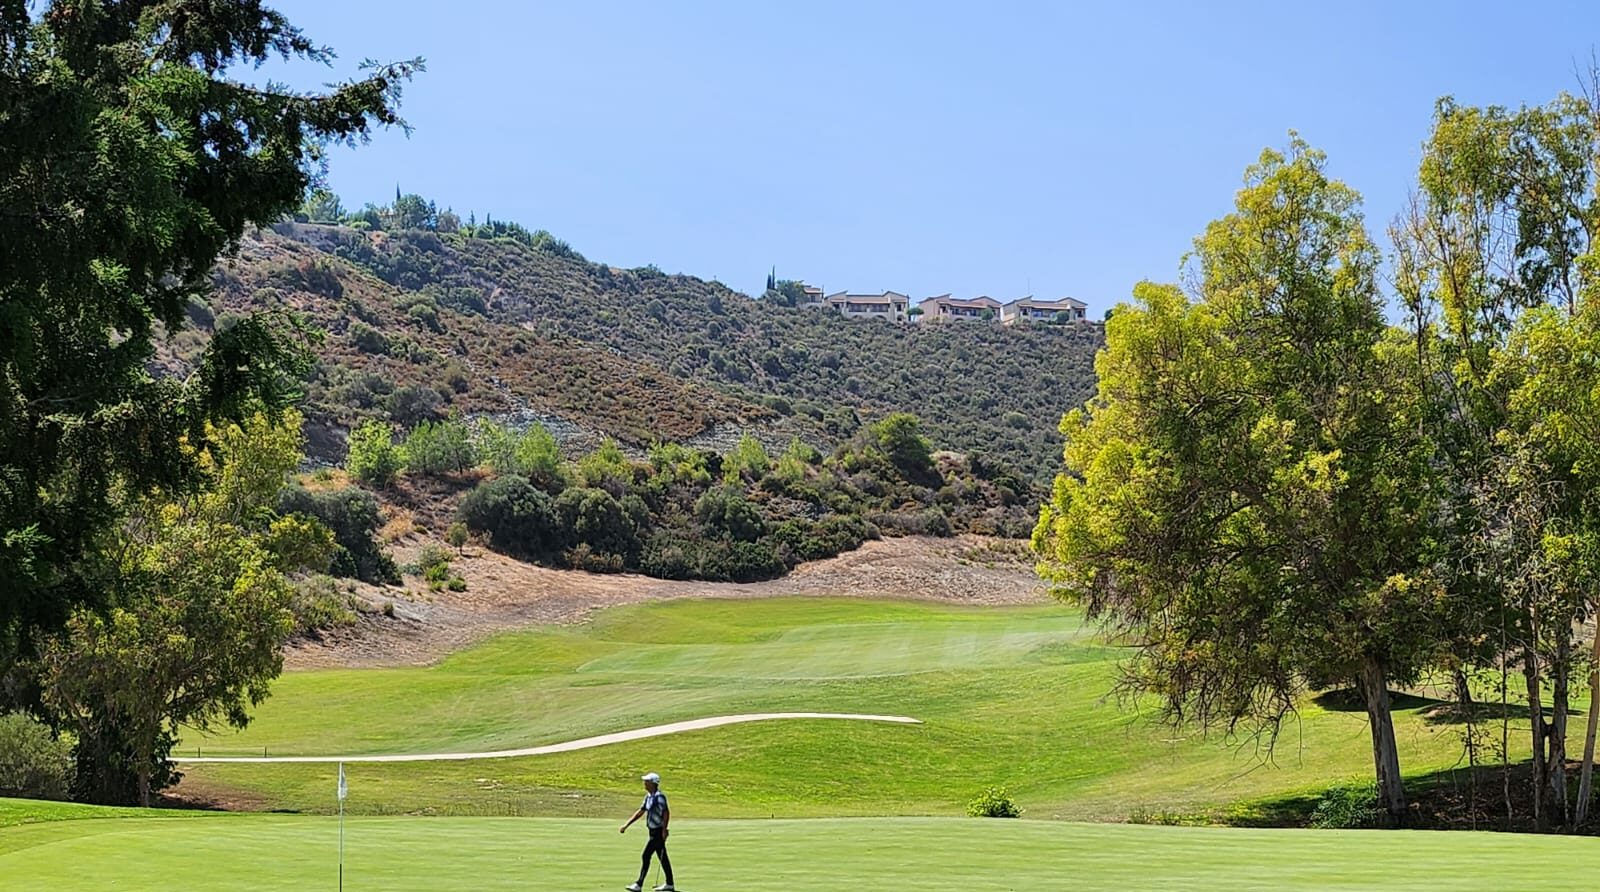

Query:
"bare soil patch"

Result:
[[286, 535, 1048, 669]]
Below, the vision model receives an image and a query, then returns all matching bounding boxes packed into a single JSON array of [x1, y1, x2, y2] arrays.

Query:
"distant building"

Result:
[[799, 284, 825, 307], [825, 290, 910, 323], [1000, 296, 1088, 324], [916, 294, 1002, 322]]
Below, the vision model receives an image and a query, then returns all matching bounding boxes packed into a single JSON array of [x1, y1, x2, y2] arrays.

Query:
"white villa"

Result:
[[824, 290, 910, 323], [917, 294, 1002, 321], [782, 280, 1092, 326], [1000, 296, 1088, 324]]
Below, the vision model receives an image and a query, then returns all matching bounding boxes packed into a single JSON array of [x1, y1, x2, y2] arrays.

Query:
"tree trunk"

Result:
[[1575, 626, 1600, 827], [1550, 636, 1570, 827], [1359, 656, 1407, 824], [1524, 642, 1548, 832]]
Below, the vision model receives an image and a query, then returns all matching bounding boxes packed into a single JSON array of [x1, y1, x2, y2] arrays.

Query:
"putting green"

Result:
[[179, 598, 1484, 820], [0, 807, 1592, 891]]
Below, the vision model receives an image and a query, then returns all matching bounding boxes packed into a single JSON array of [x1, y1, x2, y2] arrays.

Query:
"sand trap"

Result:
[[178, 712, 922, 764]]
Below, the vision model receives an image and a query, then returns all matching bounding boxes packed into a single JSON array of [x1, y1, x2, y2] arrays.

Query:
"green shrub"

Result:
[[345, 421, 402, 487], [966, 786, 1021, 818], [694, 485, 766, 542], [277, 485, 400, 584], [446, 522, 469, 554], [555, 487, 641, 559], [349, 321, 389, 355], [289, 574, 357, 634], [403, 420, 477, 475], [457, 475, 558, 560], [0, 713, 74, 801], [1309, 781, 1378, 829]]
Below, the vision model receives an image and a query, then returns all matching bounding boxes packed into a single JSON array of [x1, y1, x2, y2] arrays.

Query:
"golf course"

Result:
[[6, 804, 1600, 891], [0, 595, 1565, 890], [167, 597, 1475, 820]]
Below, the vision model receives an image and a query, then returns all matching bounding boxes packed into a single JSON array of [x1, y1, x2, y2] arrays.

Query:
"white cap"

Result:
[[641, 772, 660, 784]]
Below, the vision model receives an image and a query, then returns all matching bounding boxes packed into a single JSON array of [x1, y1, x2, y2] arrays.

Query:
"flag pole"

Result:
[[338, 762, 346, 892]]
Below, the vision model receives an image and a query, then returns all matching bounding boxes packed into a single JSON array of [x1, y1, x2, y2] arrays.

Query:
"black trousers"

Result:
[[638, 827, 673, 885]]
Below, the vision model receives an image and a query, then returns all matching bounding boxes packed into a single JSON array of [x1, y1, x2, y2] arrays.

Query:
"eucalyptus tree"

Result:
[[1393, 91, 1600, 829]]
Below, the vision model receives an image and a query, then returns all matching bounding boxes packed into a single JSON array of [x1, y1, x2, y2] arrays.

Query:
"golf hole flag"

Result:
[[338, 763, 348, 801]]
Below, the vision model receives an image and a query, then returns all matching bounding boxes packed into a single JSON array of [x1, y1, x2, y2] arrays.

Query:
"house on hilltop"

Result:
[[1000, 296, 1088, 324], [825, 290, 910, 323], [799, 284, 825, 307], [917, 294, 1002, 321]]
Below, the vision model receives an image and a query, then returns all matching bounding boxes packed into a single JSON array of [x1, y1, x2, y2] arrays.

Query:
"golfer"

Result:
[[620, 771, 674, 892]]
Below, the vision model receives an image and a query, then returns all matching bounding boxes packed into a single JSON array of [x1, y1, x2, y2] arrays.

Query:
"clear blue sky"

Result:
[[267, 1, 1600, 314]]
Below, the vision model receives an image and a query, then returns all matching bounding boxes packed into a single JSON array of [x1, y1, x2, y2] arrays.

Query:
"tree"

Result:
[[402, 420, 476, 475], [0, 1, 417, 653], [346, 422, 402, 487], [723, 434, 770, 484], [40, 521, 293, 806], [457, 476, 558, 560], [445, 522, 469, 556], [1034, 138, 1440, 824], [1392, 91, 1600, 830], [300, 189, 346, 223], [36, 409, 310, 805], [392, 192, 438, 230], [871, 413, 936, 485]]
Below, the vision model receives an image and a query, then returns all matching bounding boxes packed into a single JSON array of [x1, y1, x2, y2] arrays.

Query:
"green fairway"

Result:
[[179, 598, 1480, 820], [0, 805, 1591, 892]]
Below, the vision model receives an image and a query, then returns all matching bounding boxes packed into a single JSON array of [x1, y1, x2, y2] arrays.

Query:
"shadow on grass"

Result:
[[1310, 688, 1580, 725], [1228, 760, 1600, 834]]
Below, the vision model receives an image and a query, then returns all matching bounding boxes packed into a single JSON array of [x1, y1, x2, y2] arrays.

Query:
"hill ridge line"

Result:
[[178, 712, 922, 763]]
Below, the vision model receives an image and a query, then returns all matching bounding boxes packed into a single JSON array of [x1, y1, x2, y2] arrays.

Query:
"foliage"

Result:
[[287, 575, 357, 635], [413, 544, 465, 592], [554, 487, 640, 562], [276, 486, 400, 584], [40, 521, 295, 806], [457, 476, 559, 560], [0, 1, 415, 652], [694, 486, 766, 542], [1309, 782, 1379, 830], [966, 786, 1021, 818], [0, 713, 73, 801], [723, 434, 771, 483], [446, 522, 469, 554], [402, 420, 477, 476], [346, 422, 403, 487], [1034, 137, 1440, 823], [261, 513, 337, 575]]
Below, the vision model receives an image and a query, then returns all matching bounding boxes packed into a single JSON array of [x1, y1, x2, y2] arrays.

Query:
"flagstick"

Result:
[[338, 762, 346, 892]]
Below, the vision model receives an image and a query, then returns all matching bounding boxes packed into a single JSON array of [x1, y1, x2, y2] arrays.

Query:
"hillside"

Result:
[[180, 223, 1102, 480]]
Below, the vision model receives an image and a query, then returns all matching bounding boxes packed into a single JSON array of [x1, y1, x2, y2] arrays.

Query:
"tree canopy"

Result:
[[0, 0, 418, 650]]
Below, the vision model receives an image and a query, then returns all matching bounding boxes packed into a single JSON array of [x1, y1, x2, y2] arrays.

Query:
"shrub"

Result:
[[555, 487, 641, 559], [261, 513, 337, 574], [413, 544, 465, 592], [349, 321, 389, 355], [288, 574, 357, 634], [966, 786, 1021, 818], [403, 420, 477, 475], [446, 522, 469, 554], [694, 486, 766, 542], [0, 713, 74, 801], [1309, 781, 1378, 829], [277, 485, 401, 584], [457, 475, 558, 560], [386, 384, 445, 428], [346, 421, 402, 487]]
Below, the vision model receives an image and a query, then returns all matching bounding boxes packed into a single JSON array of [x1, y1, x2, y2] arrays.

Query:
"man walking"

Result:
[[620, 771, 674, 892]]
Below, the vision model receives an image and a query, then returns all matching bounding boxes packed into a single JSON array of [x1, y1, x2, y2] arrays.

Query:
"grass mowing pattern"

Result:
[[1, 807, 1594, 891], [179, 598, 1482, 820]]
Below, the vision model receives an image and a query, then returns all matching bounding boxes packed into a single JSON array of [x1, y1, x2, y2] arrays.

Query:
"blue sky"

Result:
[[266, 1, 1600, 314]]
